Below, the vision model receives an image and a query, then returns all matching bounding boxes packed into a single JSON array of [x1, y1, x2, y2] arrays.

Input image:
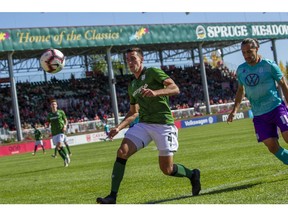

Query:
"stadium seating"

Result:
[[0, 65, 237, 131]]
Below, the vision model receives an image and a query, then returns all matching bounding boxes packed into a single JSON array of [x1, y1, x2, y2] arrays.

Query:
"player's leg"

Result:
[[40, 140, 45, 154], [58, 143, 70, 167], [277, 106, 288, 165], [96, 138, 138, 204], [53, 135, 69, 166], [97, 123, 151, 204], [51, 145, 57, 158], [159, 154, 201, 196], [56, 143, 66, 160], [65, 143, 72, 156], [62, 143, 71, 163], [263, 137, 288, 165], [254, 105, 288, 165], [156, 124, 201, 196], [32, 143, 37, 155]]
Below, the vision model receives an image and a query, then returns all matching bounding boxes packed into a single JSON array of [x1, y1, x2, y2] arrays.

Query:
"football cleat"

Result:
[[64, 158, 69, 167], [96, 195, 116, 204], [190, 169, 201, 196], [67, 155, 71, 164]]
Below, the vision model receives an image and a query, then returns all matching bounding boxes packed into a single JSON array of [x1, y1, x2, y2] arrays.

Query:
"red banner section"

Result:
[[0, 139, 51, 157], [174, 120, 181, 129]]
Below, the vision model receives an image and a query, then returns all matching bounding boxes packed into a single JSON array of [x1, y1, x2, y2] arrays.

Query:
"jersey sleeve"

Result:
[[270, 60, 283, 82], [149, 67, 170, 83], [236, 64, 245, 86], [128, 83, 137, 105], [61, 110, 67, 121]]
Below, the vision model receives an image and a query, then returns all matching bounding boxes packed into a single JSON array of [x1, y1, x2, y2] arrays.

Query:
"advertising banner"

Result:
[[216, 110, 250, 123], [181, 116, 217, 128], [1, 22, 288, 52], [0, 139, 51, 157]]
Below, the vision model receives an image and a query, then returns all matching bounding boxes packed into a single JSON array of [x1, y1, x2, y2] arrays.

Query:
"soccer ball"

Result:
[[40, 48, 65, 74]]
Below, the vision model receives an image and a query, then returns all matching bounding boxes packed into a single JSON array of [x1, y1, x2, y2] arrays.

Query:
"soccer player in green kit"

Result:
[[32, 124, 46, 155], [47, 99, 71, 167], [97, 47, 201, 204]]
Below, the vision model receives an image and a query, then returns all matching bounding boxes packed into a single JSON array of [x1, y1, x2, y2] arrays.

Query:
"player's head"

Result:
[[241, 38, 260, 66], [50, 99, 58, 111], [126, 47, 143, 58], [241, 38, 259, 49], [125, 47, 144, 74]]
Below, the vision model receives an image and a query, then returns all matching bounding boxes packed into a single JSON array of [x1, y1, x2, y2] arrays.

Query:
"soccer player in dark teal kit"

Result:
[[96, 47, 201, 204], [227, 38, 288, 165]]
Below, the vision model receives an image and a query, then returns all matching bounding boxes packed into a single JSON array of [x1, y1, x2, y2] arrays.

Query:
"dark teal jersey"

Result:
[[128, 67, 174, 124], [236, 58, 283, 116]]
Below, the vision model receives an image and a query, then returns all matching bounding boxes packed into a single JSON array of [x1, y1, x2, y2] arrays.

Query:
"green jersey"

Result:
[[34, 129, 43, 140], [47, 109, 67, 136], [128, 67, 174, 125]]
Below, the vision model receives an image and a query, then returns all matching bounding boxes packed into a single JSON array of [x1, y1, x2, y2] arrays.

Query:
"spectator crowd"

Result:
[[0, 64, 237, 131]]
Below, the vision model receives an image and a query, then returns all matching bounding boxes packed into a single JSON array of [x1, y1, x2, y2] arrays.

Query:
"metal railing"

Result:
[[0, 100, 250, 143]]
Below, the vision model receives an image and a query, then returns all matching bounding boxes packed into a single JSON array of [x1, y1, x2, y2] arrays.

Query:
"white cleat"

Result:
[[67, 155, 71, 164], [64, 158, 69, 167]]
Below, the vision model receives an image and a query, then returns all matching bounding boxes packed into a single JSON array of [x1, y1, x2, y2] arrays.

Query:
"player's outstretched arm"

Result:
[[227, 85, 245, 124], [109, 104, 139, 139]]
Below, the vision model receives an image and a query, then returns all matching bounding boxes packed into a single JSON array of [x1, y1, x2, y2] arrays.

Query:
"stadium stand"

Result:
[[0, 64, 237, 133]]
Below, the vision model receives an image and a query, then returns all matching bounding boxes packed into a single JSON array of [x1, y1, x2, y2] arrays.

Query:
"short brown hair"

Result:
[[126, 47, 143, 58], [50, 99, 57, 104]]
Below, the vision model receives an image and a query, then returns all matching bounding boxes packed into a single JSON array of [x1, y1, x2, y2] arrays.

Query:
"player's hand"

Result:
[[108, 127, 120, 139], [141, 88, 156, 97], [227, 113, 235, 124]]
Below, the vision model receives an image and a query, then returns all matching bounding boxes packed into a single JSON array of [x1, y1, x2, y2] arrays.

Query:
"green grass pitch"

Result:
[[1, 118, 288, 204]]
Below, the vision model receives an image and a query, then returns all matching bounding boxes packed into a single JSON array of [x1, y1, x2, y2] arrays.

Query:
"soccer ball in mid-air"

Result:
[[40, 48, 65, 74]]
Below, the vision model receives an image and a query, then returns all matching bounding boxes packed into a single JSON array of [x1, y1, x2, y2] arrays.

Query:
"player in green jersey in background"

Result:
[[32, 124, 45, 155], [97, 47, 201, 204], [47, 99, 71, 167]]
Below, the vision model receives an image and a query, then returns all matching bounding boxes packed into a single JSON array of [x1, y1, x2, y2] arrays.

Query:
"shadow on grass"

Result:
[[145, 183, 259, 204], [0, 166, 62, 178]]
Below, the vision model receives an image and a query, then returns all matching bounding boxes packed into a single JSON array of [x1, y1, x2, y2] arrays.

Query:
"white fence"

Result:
[[0, 100, 250, 143]]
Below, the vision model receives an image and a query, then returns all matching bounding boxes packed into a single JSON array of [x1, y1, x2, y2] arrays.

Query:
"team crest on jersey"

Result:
[[141, 74, 145, 81], [245, 74, 259, 86]]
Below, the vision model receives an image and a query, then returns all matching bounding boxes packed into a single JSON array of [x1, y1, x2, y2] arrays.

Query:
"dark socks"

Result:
[[110, 157, 127, 198], [171, 164, 193, 179]]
